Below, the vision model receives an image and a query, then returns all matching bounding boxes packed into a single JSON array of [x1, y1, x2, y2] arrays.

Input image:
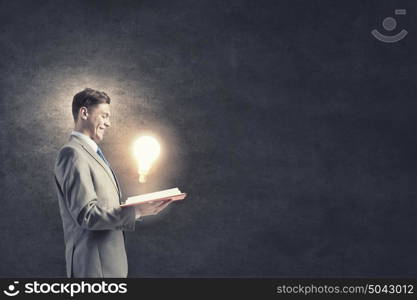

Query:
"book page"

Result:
[[126, 187, 182, 204]]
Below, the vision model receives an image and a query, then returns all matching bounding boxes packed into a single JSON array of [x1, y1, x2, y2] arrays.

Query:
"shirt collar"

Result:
[[71, 131, 98, 152]]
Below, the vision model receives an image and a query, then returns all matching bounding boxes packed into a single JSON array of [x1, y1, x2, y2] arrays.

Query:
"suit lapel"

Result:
[[70, 135, 121, 198], [110, 167, 123, 203]]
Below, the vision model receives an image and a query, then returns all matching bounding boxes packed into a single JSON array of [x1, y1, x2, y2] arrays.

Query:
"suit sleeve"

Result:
[[55, 147, 137, 231]]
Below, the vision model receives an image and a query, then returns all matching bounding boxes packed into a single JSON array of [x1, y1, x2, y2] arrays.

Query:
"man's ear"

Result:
[[79, 107, 89, 120]]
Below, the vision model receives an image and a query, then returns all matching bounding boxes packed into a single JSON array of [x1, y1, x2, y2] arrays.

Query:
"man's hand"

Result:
[[135, 200, 172, 217]]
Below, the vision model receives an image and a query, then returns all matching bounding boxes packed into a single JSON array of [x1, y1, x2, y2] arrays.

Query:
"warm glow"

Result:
[[133, 136, 161, 183]]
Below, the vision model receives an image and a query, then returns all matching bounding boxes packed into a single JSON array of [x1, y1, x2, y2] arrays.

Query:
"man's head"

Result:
[[72, 88, 111, 143]]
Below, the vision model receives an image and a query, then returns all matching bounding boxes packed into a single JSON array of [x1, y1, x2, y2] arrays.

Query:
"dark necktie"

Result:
[[97, 147, 122, 204], [97, 147, 110, 166]]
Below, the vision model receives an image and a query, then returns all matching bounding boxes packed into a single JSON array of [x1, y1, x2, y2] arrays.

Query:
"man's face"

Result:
[[82, 103, 111, 143]]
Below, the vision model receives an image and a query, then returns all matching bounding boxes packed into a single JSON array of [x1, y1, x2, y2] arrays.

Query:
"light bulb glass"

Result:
[[133, 136, 161, 183]]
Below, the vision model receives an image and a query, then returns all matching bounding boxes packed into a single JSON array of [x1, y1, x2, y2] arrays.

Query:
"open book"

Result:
[[120, 187, 187, 208]]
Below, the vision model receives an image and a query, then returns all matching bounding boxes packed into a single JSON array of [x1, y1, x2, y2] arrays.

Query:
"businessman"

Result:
[[54, 88, 171, 278]]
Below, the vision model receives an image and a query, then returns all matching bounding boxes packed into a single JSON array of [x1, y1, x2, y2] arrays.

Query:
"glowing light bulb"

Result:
[[133, 136, 161, 183]]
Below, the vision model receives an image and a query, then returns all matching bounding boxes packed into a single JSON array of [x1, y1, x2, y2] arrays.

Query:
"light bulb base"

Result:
[[139, 174, 147, 183]]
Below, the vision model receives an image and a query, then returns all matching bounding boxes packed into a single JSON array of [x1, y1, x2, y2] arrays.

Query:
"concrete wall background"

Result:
[[1, 0, 417, 277]]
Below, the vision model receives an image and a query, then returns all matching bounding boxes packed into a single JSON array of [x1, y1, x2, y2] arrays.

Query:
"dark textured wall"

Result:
[[1, 0, 417, 277]]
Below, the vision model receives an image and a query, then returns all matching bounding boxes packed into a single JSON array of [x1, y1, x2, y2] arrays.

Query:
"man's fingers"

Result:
[[155, 201, 172, 212], [150, 201, 171, 215], [156, 200, 171, 207], [142, 200, 172, 215], [145, 200, 162, 207]]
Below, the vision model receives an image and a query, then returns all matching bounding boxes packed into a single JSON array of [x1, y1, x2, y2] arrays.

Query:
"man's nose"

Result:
[[105, 120, 111, 127]]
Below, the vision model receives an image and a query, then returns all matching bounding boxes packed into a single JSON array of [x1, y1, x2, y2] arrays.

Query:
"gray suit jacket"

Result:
[[54, 135, 136, 278]]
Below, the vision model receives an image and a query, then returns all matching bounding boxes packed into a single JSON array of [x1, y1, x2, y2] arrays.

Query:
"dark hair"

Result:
[[72, 88, 111, 121]]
